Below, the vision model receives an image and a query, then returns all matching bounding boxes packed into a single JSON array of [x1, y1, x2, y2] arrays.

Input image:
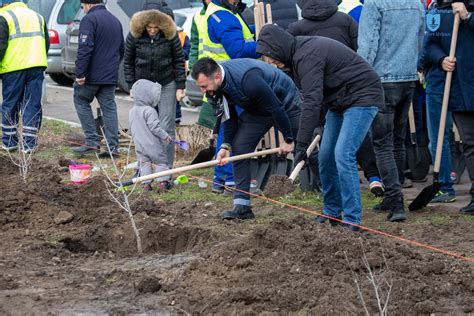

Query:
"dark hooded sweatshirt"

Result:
[[256, 25, 384, 146], [287, 0, 358, 50]]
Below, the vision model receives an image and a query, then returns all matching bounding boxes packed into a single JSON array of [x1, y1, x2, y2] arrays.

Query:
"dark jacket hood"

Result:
[[256, 24, 295, 67], [302, 0, 338, 21], [130, 9, 176, 39]]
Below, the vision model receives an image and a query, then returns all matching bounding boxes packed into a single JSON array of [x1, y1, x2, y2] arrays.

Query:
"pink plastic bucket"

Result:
[[69, 164, 92, 184]]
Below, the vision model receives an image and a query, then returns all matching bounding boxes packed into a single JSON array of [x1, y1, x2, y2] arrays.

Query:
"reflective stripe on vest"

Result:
[[338, 0, 362, 15], [201, 2, 254, 61], [0, 2, 47, 74], [194, 10, 207, 59]]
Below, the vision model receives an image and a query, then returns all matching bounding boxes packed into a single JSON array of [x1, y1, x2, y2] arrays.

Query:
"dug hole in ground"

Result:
[[0, 121, 473, 315]]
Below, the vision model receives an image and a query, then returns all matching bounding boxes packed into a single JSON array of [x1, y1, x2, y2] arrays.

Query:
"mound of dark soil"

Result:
[[0, 155, 473, 315]]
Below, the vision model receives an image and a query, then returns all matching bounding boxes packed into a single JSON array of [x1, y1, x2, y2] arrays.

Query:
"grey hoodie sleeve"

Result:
[[144, 107, 170, 141]]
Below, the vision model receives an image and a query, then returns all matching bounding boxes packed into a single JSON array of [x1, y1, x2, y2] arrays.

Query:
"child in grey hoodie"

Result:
[[129, 79, 172, 191]]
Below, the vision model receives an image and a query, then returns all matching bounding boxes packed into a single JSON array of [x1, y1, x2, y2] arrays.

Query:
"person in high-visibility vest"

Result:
[[0, 0, 49, 153], [199, 0, 260, 195], [337, 0, 363, 22]]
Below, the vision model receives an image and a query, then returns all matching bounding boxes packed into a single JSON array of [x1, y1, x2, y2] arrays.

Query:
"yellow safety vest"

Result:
[[0, 2, 47, 74], [194, 10, 207, 59], [201, 2, 254, 61], [338, 0, 362, 15]]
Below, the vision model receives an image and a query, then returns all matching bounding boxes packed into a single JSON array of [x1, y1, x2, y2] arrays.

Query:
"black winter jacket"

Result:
[[257, 25, 384, 145], [124, 9, 186, 89], [288, 0, 358, 50]]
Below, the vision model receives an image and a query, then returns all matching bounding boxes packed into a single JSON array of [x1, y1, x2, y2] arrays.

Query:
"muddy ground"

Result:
[[0, 153, 473, 315]]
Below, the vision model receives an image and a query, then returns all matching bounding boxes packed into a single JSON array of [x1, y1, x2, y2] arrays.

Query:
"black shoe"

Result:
[[314, 215, 343, 226], [373, 198, 390, 213], [98, 150, 120, 159], [222, 205, 255, 220], [342, 223, 361, 232], [387, 197, 407, 222], [460, 200, 474, 215], [73, 145, 100, 154]]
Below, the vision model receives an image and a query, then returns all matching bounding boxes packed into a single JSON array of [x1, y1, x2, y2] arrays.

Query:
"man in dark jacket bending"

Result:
[[191, 57, 301, 220], [257, 25, 384, 230]]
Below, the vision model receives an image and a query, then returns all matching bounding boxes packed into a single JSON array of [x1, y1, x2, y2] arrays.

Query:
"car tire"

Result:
[[49, 73, 74, 86]]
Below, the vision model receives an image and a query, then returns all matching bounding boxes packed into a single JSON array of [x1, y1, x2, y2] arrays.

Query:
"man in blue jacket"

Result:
[[421, 0, 474, 214], [73, 0, 124, 158], [192, 57, 300, 220], [202, 0, 260, 194]]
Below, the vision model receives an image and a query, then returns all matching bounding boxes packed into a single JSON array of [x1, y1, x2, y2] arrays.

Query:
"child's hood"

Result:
[[131, 79, 162, 107]]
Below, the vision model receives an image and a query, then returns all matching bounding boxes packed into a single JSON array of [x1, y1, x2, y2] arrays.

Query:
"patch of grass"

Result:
[[40, 118, 78, 136], [461, 214, 474, 221], [414, 214, 451, 225]]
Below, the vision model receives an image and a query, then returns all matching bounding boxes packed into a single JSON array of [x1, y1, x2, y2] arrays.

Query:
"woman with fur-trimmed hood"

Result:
[[124, 7, 186, 167]]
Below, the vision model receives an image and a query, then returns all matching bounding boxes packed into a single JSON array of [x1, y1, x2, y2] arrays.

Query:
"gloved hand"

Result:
[[294, 141, 309, 166]]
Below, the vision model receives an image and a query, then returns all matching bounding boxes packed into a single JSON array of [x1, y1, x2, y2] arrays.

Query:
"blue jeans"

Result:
[[1, 68, 44, 150], [73, 83, 118, 150], [426, 93, 455, 195], [319, 106, 378, 225]]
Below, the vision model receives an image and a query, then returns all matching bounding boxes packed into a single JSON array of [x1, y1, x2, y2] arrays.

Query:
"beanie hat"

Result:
[[80, 0, 102, 4]]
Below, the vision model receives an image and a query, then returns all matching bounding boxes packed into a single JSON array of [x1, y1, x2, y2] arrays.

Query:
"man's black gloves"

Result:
[[294, 141, 309, 166]]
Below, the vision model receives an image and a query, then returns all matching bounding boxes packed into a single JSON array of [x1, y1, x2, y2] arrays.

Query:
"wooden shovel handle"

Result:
[[289, 135, 321, 181], [131, 147, 280, 184], [433, 13, 460, 173]]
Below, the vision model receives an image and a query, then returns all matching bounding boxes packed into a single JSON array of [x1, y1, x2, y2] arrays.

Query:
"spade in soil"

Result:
[[264, 135, 320, 198]]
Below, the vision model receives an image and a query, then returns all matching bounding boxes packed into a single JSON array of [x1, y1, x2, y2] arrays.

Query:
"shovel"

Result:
[[173, 139, 189, 151], [450, 123, 466, 184], [407, 102, 419, 162], [409, 13, 460, 211], [118, 147, 280, 186], [190, 116, 221, 165], [264, 135, 321, 197]]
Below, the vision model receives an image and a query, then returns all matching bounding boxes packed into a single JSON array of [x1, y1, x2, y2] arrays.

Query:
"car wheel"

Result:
[[49, 73, 74, 86]]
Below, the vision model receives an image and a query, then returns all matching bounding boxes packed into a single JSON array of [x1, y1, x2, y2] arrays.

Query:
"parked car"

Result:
[[61, 0, 201, 93], [25, 0, 81, 86]]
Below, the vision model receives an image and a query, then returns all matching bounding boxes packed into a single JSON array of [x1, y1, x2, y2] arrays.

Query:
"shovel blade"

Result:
[[408, 182, 441, 211], [191, 146, 215, 165]]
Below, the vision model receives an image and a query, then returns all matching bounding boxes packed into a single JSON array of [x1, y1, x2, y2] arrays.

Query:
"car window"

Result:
[[174, 12, 186, 28], [24, 0, 56, 22], [57, 0, 81, 24]]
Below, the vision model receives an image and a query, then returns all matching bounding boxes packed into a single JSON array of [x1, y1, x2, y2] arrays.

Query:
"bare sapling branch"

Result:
[[3, 94, 40, 183], [97, 126, 142, 254], [345, 241, 394, 315]]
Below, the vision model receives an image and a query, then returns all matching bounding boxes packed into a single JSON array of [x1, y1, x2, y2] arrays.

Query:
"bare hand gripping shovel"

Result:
[[409, 13, 460, 211], [118, 148, 280, 187]]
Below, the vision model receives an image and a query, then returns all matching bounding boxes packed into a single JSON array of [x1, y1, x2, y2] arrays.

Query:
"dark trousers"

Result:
[[232, 111, 300, 205], [452, 111, 474, 191], [73, 83, 119, 150], [1, 67, 44, 150], [372, 82, 415, 200]]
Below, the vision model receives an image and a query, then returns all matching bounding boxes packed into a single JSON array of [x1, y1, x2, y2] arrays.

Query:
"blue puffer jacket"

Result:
[[76, 5, 124, 85], [357, 0, 425, 82], [418, 5, 474, 112], [207, 0, 260, 59]]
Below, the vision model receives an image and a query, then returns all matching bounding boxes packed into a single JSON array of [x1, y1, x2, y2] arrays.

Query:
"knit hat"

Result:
[[80, 0, 102, 4]]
